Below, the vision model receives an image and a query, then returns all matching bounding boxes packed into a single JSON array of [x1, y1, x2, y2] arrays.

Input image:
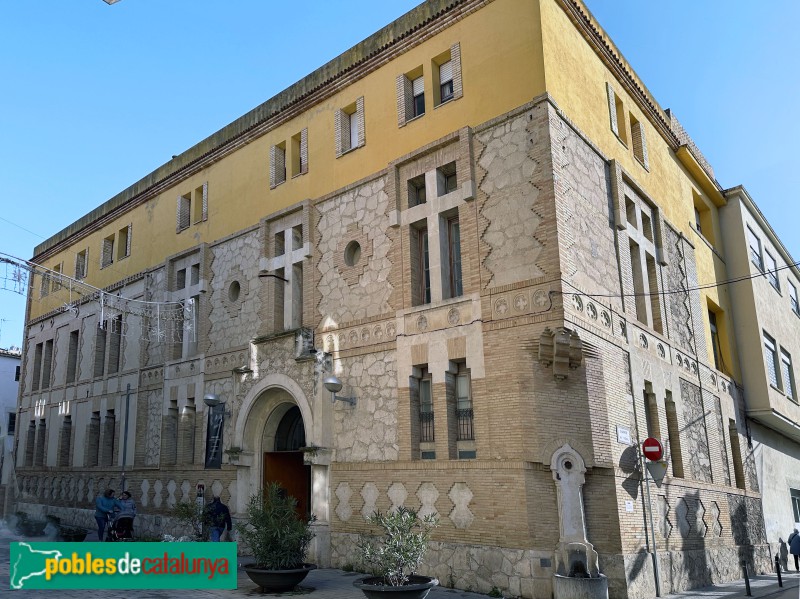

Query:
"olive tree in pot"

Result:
[[235, 482, 316, 593], [354, 507, 439, 599]]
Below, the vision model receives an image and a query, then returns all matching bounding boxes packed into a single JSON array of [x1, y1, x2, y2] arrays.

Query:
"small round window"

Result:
[[344, 240, 362, 267], [228, 280, 241, 303]]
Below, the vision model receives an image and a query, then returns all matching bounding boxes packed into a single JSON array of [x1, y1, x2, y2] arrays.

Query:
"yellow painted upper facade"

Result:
[[29, 0, 739, 380]]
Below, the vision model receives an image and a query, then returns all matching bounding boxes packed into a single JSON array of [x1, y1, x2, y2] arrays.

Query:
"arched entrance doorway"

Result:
[[263, 405, 311, 518]]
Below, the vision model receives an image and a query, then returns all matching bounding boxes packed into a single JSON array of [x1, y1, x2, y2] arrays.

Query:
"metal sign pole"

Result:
[[642, 450, 661, 597]]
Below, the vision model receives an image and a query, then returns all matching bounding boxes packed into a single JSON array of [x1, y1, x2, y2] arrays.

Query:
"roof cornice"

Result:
[[34, 0, 489, 261]]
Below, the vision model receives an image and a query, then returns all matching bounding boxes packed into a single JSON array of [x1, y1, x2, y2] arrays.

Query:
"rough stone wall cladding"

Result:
[[679, 378, 712, 483], [664, 225, 696, 356], [208, 231, 261, 352], [550, 110, 623, 312], [246, 335, 315, 412], [475, 107, 548, 289], [316, 176, 393, 323], [332, 349, 398, 462], [141, 267, 167, 367]]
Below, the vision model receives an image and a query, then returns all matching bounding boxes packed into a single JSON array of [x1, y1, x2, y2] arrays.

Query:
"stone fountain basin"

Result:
[[553, 573, 608, 599]]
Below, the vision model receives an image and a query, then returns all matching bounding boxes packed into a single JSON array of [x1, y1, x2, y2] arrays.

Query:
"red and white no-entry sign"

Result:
[[642, 437, 663, 461]]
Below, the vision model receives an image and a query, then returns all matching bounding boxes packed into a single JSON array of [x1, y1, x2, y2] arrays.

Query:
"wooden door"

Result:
[[263, 451, 310, 519]]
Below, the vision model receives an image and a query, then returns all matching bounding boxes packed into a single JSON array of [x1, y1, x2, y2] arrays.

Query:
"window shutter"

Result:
[[355, 96, 365, 148], [396, 74, 410, 127], [300, 128, 308, 174], [177, 195, 190, 231], [412, 76, 424, 96], [102, 237, 113, 268], [439, 60, 453, 84], [125, 224, 132, 257], [631, 120, 649, 169], [201, 183, 208, 221], [269, 145, 277, 188], [450, 42, 463, 100], [606, 82, 619, 135], [335, 109, 349, 157]]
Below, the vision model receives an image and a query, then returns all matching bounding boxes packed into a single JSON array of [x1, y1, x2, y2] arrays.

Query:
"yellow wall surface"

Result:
[[30, 0, 546, 321], [539, 0, 741, 380]]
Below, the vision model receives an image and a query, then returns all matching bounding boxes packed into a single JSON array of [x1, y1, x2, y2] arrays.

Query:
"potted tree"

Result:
[[236, 482, 316, 592], [354, 507, 439, 599]]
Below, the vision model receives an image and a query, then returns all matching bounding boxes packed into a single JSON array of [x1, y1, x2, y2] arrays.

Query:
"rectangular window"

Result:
[[101, 234, 115, 268], [412, 76, 425, 118], [790, 281, 799, 315], [439, 59, 454, 103], [792, 489, 800, 523], [709, 310, 721, 371], [419, 375, 434, 443], [66, 330, 79, 384], [781, 349, 796, 401], [177, 193, 191, 232], [94, 323, 107, 378], [108, 315, 123, 374], [335, 97, 364, 157], [764, 332, 780, 389], [192, 184, 207, 223], [40, 271, 50, 297], [51, 262, 63, 293], [291, 129, 307, 176], [455, 366, 473, 441], [270, 142, 287, 188], [418, 227, 431, 305], [32, 343, 43, 391], [75, 248, 88, 280], [408, 174, 426, 207], [747, 226, 763, 271], [437, 162, 457, 196], [176, 268, 187, 290], [643, 383, 660, 439], [765, 250, 779, 290], [447, 216, 463, 299], [629, 113, 649, 169], [15, 365, 20, 382], [41, 339, 53, 390], [7, 412, 16, 435], [117, 224, 131, 260], [665, 392, 683, 478], [729, 420, 746, 490]]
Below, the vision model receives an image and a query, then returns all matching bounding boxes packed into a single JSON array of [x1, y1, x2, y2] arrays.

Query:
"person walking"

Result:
[[206, 496, 232, 542], [789, 528, 800, 572], [114, 491, 137, 540], [94, 489, 116, 541]]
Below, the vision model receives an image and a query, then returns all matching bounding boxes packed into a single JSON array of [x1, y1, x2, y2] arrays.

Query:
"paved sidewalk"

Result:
[[2, 528, 798, 598]]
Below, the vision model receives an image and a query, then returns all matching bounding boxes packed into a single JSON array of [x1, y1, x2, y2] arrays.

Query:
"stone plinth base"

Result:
[[553, 574, 608, 599]]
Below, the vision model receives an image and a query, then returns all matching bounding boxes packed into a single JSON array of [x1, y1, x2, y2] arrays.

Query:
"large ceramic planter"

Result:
[[354, 575, 439, 599], [243, 563, 316, 592]]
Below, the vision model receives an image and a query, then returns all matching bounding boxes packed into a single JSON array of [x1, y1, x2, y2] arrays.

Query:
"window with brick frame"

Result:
[[436, 161, 458, 196], [764, 331, 780, 389], [290, 129, 308, 177], [177, 192, 191, 232], [412, 224, 431, 306], [765, 249, 780, 290], [101, 234, 114, 268], [270, 142, 287, 188], [117, 224, 132, 260], [51, 262, 64, 293], [781, 348, 796, 401], [606, 82, 628, 145], [408, 174, 426, 207], [335, 97, 364, 157], [629, 113, 649, 169], [418, 368, 434, 446], [397, 66, 425, 127], [66, 330, 79, 384], [454, 363, 473, 442], [192, 183, 207, 224], [432, 43, 462, 107], [790, 280, 799, 316], [75, 248, 88, 280], [444, 214, 463, 299]]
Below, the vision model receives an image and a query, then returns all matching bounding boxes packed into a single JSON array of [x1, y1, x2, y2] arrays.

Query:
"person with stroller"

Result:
[[112, 491, 136, 540], [94, 489, 116, 541], [206, 496, 232, 542]]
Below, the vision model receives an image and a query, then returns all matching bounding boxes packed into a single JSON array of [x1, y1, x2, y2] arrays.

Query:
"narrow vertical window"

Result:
[[41, 340, 53, 390], [117, 224, 131, 260], [408, 174, 426, 207], [32, 343, 43, 391], [177, 193, 191, 232], [7, 412, 16, 435], [419, 227, 431, 305], [102, 410, 116, 466], [349, 108, 359, 151], [193, 184, 207, 223], [94, 323, 107, 378], [665, 392, 683, 477], [101, 234, 115, 268], [87, 411, 101, 467], [747, 226, 763, 271], [447, 216, 463, 299], [34, 419, 47, 466], [437, 162, 457, 196], [791, 489, 800, 523], [108, 315, 122, 374], [439, 59, 454, 103], [455, 365, 473, 441], [642, 383, 660, 439], [789, 281, 799, 315], [75, 249, 88, 280], [419, 373, 434, 444], [270, 142, 287, 188], [412, 76, 425, 118], [66, 330, 79, 384], [729, 420, 746, 490], [765, 250, 779, 290], [629, 113, 649, 169], [764, 332, 780, 389], [781, 349, 796, 401], [709, 310, 721, 371], [291, 129, 308, 176], [57, 415, 72, 467]]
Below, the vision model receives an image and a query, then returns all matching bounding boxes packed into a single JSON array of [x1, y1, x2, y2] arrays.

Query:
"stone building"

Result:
[[12, 0, 790, 597]]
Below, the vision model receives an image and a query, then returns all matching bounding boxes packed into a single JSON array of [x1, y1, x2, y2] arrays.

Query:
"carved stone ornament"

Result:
[[539, 327, 583, 380]]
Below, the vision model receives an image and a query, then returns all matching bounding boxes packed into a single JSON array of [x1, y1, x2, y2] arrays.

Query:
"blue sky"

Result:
[[1, 0, 797, 350]]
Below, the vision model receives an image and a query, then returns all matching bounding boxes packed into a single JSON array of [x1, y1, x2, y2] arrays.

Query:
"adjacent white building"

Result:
[[0, 346, 21, 515]]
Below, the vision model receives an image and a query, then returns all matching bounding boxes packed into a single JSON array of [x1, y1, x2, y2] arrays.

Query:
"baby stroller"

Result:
[[105, 514, 134, 542]]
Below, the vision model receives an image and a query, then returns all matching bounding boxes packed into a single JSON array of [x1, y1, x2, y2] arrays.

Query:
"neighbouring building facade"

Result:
[[0, 346, 21, 515], [12, 0, 795, 597]]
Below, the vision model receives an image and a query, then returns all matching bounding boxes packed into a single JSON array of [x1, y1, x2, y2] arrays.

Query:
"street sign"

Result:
[[646, 460, 668, 488], [642, 437, 663, 461]]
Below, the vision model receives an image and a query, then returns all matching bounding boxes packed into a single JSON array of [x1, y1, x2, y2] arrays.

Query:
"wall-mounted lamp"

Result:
[[203, 393, 225, 408], [323, 376, 356, 406], [232, 366, 253, 374], [258, 270, 289, 283]]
